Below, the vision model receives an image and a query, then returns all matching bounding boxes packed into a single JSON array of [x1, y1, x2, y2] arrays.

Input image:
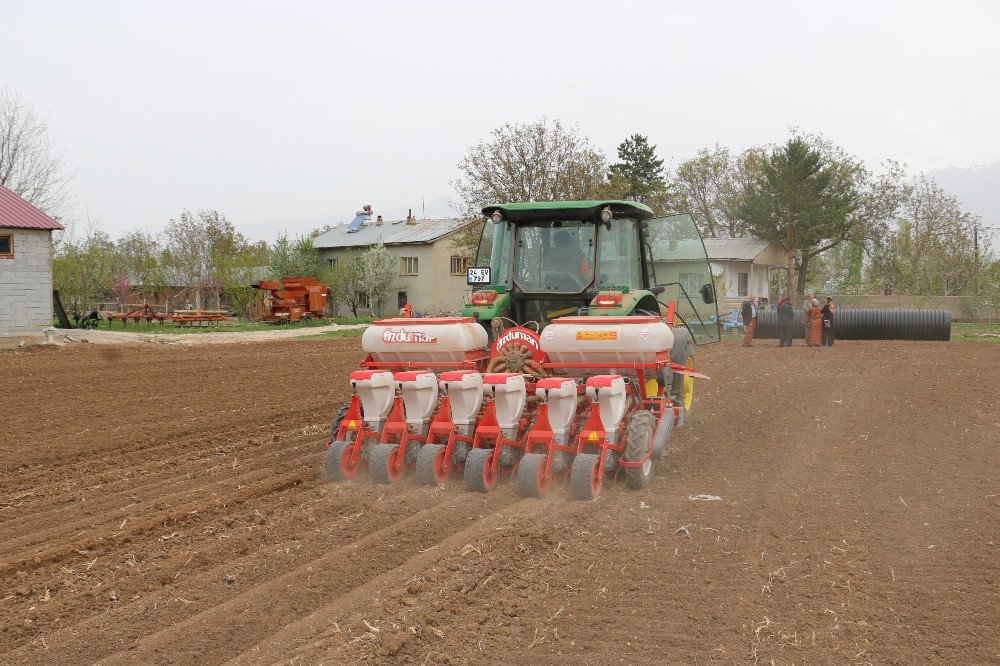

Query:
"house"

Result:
[[703, 237, 786, 309], [313, 210, 474, 315], [0, 185, 64, 342]]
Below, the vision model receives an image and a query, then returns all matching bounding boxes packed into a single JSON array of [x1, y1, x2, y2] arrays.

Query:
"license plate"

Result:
[[467, 267, 491, 285]]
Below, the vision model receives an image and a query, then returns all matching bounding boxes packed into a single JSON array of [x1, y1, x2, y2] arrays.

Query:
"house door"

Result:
[[397, 291, 408, 310]]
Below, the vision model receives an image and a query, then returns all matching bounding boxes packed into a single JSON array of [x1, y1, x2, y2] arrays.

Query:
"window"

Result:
[[0, 234, 12, 258], [397, 291, 408, 309], [400, 256, 418, 275], [450, 255, 469, 275], [326, 258, 339, 267], [737, 272, 748, 297], [597, 218, 642, 288], [514, 220, 595, 293], [679, 272, 707, 296]]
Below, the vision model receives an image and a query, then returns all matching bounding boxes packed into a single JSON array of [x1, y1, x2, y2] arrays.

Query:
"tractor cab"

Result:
[[462, 201, 721, 344]]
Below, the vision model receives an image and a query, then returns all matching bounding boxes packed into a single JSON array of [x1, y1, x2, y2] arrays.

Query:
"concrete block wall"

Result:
[[0, 228, 55, 336]]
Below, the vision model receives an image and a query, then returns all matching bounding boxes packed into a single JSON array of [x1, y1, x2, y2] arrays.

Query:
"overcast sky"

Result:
[[3, 0, 999, 240]]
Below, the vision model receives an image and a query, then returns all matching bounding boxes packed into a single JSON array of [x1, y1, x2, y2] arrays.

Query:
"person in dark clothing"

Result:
[[740, 294, 757, 347], [777, 296, 795, 347], [821, 297, 836, 346]]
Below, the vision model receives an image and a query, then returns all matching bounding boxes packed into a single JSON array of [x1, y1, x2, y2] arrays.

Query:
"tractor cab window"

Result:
[[643, 214, 721, 344], [596, 218, 643, 289], [514, 221, 595, 294], [474, 221, 513, 288]]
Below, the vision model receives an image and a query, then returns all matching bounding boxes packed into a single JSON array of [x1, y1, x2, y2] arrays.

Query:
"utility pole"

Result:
[[974, 221, 979, 295]]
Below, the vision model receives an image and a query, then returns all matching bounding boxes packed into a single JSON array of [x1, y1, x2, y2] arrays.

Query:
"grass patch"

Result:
[[952, 322, 1000, 342], [304, 328, 366, 339]]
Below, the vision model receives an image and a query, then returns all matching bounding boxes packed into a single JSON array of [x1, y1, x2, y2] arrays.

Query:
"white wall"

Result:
[[0, 228, 55, 336]]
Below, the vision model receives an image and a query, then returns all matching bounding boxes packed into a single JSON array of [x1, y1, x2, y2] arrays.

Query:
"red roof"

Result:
[[0, 185, 65, 230]]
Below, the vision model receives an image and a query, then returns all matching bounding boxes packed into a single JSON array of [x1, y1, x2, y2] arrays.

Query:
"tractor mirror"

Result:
[[700, 283, 715, 304]]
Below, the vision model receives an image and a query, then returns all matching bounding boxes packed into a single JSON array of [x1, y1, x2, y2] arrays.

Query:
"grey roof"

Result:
[[313, 217, 471, 249], [702, 237, 774, 261]]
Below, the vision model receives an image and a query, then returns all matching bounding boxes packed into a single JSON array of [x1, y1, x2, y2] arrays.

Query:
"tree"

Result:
[[671, 145, 764, 238], [607, 134, 667, 204], [739, 138, 859, 296], [361, 241, 397, 316], [0, 86, 73, 219], [269, 232, 321, 279], [452, 117, 606, 216], [52, 226, 117, 314], [328, 253, 367, 318], [162, 209, 257, 309], [867, 175, 988, 296]]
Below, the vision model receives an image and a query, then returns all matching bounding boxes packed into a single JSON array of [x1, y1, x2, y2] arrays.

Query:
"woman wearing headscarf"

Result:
[[777, 296, 794, 347], [805, 298, 823, 347], [821, 296, 836, 346]]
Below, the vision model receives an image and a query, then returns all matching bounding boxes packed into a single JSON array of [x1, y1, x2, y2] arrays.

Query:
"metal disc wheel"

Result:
[[416, 443, 450, 486], [464, 448, 498, 493], [624, 410, 656, 490], [325, 441, 359, 482], [570, 453, 603, 500], [369, 443, 405, 484], [517, 453, 551, 498]]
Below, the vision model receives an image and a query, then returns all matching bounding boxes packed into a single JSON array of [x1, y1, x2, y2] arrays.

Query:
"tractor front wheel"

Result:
[[517, 453, 551, 498], [570, 453, 603, 500], [670, 328, 696, 425], [325, 441, 361, 483], [416, 443, 450, 486], [329, 403, 350, 443], [370, 443, 405, 484], [464, 448, 498, 493], [624, 411, 656, 490]]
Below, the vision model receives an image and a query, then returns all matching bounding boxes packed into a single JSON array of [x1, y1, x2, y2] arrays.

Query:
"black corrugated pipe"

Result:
[[755, 308, 951, 341]]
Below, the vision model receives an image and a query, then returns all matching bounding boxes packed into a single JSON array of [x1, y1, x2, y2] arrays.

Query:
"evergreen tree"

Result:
[[607, 134, 667, 203], [739, 138, 858, 296]]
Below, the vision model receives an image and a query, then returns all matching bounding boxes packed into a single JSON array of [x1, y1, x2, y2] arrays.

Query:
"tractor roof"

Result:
[[482, 200, 655, 223]]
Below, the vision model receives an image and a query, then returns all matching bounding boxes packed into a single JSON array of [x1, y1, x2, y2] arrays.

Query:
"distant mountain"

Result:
[[927, 162, 1000, 226]]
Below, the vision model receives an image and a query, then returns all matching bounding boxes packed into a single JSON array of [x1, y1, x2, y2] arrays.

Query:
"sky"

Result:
[[2, 0, 999, 240]]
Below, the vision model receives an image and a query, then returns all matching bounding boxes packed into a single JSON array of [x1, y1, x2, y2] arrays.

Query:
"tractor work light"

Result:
[[491, 211, 503, 224], [594, 290, 623, 306], [600, 206, 613, 224], [471, 289, 499, 305]]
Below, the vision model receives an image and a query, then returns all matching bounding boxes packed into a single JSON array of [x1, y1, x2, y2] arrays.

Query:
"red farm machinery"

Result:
[[324, 201, 721, 499], [256, 276, 329, 323]]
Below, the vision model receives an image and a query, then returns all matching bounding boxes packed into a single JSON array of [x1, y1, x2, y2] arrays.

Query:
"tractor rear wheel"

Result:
[[370, 443, 405, 484], [325, 441, 358, 483], [670, 327, 696, 424], [517, 453, 551, 498], [329, 403, 350, 443], [624, 411, 656, 490], [464, 448, 498, 493], [416, 443, 450, 486], [570, 453, 603, 500]]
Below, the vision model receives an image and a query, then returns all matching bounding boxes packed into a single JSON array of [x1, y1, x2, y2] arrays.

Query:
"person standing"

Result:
[[821, 296, 836, 346], [805, 298, 823, 347], [777, 296, 795, 347], [741, 294, 758, 347]]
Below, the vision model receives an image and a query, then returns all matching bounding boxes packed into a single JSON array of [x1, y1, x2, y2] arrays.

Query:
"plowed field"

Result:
[[2, 338, 998, 664]]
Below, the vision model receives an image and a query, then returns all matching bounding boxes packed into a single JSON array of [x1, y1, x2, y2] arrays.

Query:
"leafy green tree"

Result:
[[52, 227, 117, 313], [269, 232, 321, 279], [671, 145, 764, 238], [739, 138, 859, 296], [607, 134, 668, 205], [867, 175, 987, 296]]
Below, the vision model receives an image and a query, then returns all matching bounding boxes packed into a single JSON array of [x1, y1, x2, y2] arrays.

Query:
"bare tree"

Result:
[[671, 145, 764, 238], [0, 86, 73, 218], [451, 118, 607, 217]]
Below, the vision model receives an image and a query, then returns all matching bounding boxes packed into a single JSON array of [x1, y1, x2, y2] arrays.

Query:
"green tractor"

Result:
[[461, 200, 720, 406]]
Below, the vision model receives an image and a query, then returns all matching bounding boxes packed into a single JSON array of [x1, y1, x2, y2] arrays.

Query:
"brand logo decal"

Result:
[[381, 328, 437, 343], [576, 331, 617, 341], [639, 328, 652, 340], [497, 329, 540, 349], [542, 329, 556, 341]]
